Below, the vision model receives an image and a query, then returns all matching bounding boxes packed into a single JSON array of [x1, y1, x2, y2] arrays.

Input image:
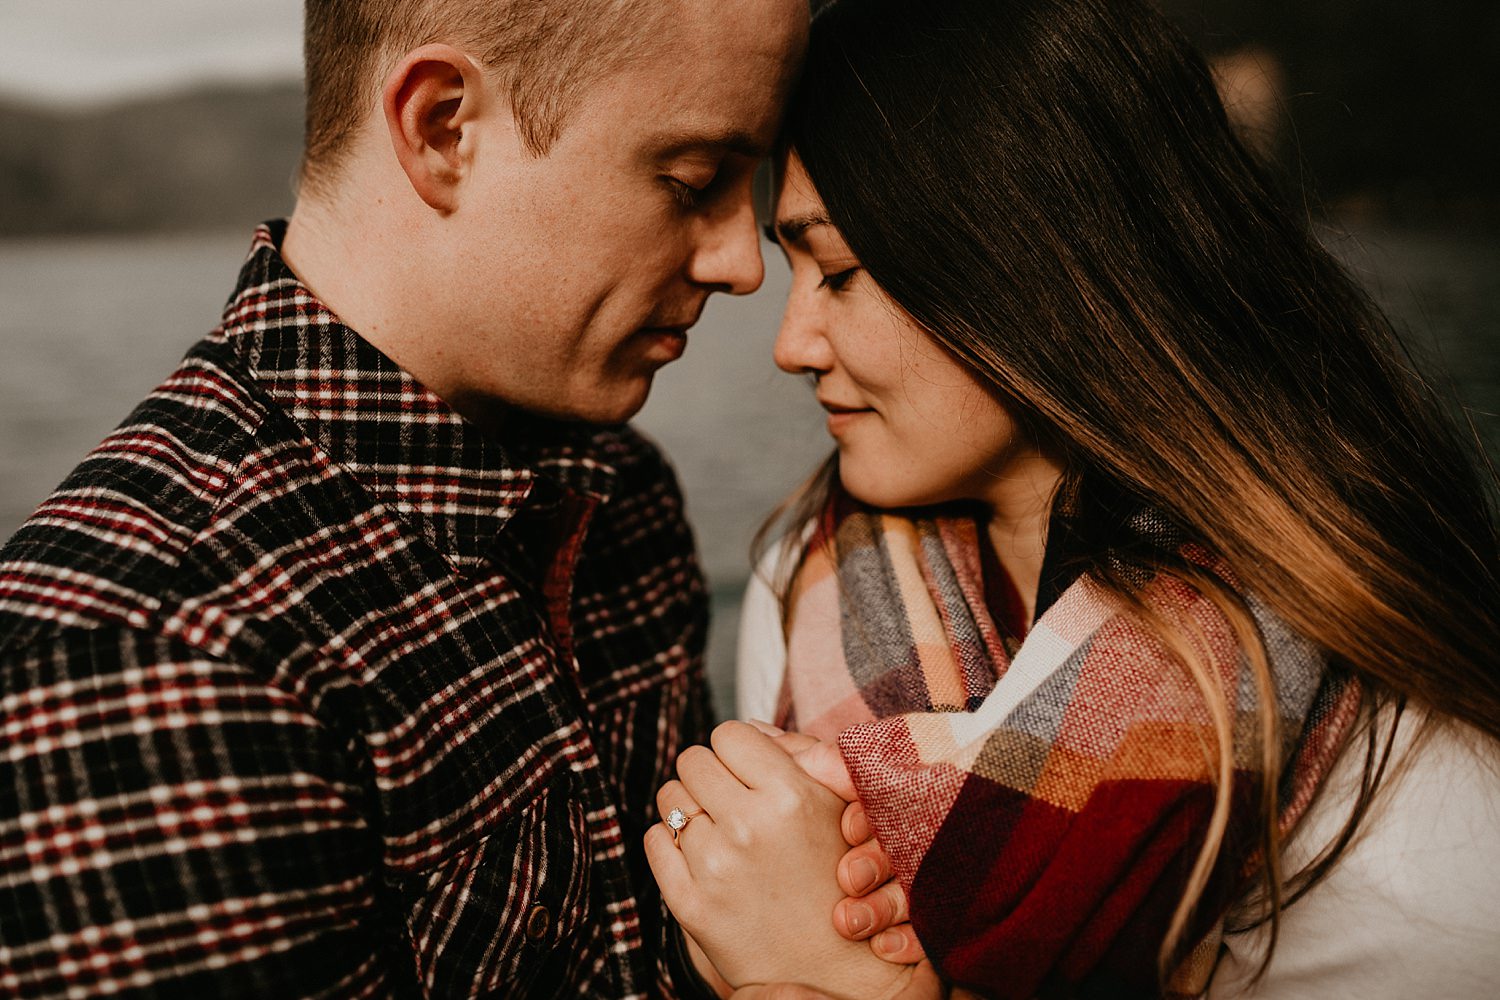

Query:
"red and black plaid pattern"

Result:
[[0, 223, 712, 998]]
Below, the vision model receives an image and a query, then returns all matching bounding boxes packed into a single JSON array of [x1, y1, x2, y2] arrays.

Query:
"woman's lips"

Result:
[[821, 403, 873, 436]]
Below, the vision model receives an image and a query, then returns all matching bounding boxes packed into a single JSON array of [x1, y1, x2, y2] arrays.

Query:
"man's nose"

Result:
[[688, 191, 765, 295]]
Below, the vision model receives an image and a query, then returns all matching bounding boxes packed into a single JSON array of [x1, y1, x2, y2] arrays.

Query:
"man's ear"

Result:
[[382, 44, 488, 213]]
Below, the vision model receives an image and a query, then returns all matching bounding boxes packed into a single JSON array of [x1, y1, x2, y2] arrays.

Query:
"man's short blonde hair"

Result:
[[302, 0, 669, 188]]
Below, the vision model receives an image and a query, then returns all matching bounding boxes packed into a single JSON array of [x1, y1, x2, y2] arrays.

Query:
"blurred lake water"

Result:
[[1, 225, 1496, 718]]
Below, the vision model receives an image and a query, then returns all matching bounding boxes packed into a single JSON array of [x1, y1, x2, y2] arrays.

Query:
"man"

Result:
[[0, 0, 805, 995]]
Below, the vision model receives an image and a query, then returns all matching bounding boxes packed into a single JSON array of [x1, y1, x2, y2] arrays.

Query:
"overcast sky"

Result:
[[0, 0, 304, 107]]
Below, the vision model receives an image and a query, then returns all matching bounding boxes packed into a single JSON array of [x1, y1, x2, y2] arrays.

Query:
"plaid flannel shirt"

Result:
[[0, 223, 712, 998]]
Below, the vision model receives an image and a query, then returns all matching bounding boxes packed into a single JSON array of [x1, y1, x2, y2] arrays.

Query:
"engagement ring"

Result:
[[665, 806, 702, 845]]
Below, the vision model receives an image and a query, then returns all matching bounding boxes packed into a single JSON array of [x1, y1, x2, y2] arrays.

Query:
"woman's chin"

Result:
[[838, 468, 941, 511]]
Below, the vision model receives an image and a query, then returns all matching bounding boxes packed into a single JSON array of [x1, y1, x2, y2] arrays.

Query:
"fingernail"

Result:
[[846, 902, 874, 936], [874, 929, 905, 956], [849, 858, 880, 895], [746, 718, 785, 736], [843, 802, 871, 844]]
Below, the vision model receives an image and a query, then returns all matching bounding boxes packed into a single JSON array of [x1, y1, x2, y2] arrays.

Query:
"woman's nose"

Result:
[[773, 290, 835, 375]]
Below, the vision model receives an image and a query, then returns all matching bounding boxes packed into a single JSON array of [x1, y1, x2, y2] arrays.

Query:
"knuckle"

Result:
[[709, 719, 756, 759], [656, 779, 684, 809], [676, 744, 713, 774], [767, 787, 798, 815], [722, 817, 756, 851], [867, 891, 895, 927], [698, 846, 737, 883], [883, 881, 910, 920], [710, 719, 750, 746]]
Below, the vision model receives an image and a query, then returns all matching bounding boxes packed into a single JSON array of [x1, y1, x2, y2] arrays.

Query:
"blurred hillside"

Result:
[[0, 1, 1496, 236], [0, 82, 302, 235]]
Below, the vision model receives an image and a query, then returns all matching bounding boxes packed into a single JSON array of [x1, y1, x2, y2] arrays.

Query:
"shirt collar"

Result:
[[215, 221, 618, 571]]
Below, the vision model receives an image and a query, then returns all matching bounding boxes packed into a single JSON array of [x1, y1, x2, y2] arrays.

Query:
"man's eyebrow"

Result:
[[651, 127, 766, 159], [771, 213, 833, 244]]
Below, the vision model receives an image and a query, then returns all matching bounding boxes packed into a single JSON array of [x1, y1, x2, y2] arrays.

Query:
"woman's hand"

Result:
[[645, 722, 921, 999], [746, 723, 929, 966], [726, 959, 945, 999]]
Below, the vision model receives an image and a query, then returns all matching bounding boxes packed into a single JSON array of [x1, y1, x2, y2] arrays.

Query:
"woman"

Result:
[[648, 0, 1500, 996]]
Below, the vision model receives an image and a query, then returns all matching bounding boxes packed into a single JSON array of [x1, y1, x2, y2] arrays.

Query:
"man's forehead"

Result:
[[670, 0, 809, 48], [587, 0, 806, 158]]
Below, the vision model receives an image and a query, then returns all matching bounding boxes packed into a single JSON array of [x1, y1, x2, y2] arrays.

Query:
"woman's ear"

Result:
[[382, 44, 485, 213]]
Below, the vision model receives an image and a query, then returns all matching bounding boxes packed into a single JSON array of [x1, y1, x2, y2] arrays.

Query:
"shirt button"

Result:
[[525, 904, 551, 942]]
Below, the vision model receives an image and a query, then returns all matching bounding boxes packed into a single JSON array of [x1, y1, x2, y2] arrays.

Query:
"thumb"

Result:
[[793, 739, 857, 802], [745, 719, 821, 758]]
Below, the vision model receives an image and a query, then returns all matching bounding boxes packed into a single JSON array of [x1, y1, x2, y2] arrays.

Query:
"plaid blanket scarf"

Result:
[[777, 498, 1359, 998]]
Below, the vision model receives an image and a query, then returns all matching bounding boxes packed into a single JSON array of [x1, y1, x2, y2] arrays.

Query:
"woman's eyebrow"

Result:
[[773, 213, 833, 245]]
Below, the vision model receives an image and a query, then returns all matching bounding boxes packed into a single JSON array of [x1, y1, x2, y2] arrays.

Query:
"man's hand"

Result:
[[832, 801, 927, 963]]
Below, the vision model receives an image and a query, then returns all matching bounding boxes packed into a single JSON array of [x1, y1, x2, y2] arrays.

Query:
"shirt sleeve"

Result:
[[0, 626, 387, 998], [734, 547, 789, 723]]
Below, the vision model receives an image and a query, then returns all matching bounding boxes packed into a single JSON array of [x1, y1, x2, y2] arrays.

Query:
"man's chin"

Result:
[[529, 379, 655, 427], [448, 371, 659, 429]]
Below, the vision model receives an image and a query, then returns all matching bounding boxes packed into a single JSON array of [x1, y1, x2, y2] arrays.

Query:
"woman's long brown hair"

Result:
[[761, 0, 1500, 984]]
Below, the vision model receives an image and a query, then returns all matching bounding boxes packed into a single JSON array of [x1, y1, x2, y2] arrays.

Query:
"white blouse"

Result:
[[1208, 711, 1500, 998]]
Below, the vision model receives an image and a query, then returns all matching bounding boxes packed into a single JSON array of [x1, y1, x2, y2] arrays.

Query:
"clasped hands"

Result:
[[645, 720, 938, 1000]]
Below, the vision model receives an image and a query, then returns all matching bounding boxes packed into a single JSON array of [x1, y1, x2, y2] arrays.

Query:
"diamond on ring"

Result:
[[666, 806, 699, 845]]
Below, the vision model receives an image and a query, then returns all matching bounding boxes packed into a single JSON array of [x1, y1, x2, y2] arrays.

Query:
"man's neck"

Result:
[[282, 190, 474, 417], [282, 196, 391, 343]]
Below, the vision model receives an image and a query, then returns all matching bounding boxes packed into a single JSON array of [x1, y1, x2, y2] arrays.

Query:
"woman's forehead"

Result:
[[772, 155, 834, 242]]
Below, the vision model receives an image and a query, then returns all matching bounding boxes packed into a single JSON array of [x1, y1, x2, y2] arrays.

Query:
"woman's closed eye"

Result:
[[819, 267, 860, 292]]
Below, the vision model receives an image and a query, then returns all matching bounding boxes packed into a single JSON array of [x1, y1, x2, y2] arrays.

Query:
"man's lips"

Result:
[[639, 305, 704, 338], [636, 325, 690, 362]]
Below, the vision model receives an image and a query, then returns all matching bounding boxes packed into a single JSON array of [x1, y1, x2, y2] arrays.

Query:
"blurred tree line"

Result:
[[0, 2, 1495, 235], [0, 84, 303, 236]]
